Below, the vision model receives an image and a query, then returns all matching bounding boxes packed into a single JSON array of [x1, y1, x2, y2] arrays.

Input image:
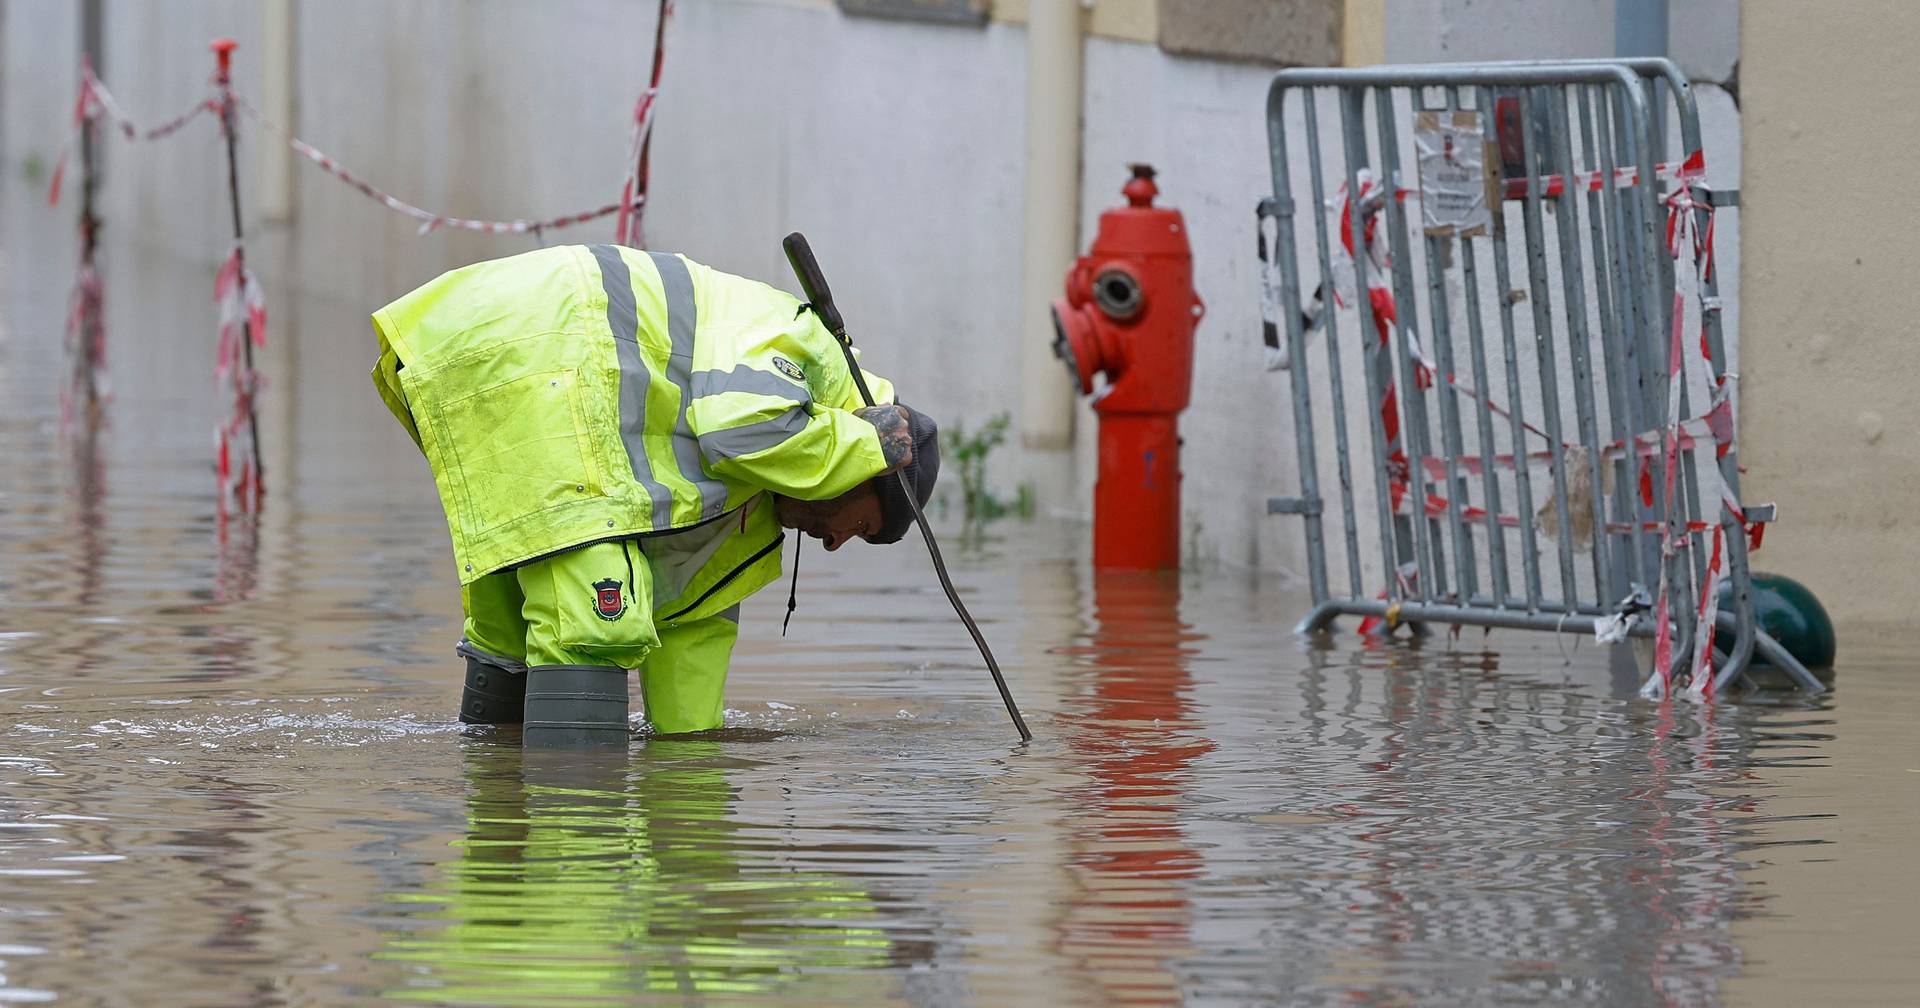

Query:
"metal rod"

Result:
[[1593, 84, 1655, 592], [1333, 87, 1409, 605], [1487, 111, 1544, 611], [781, 232, 1031, 742], [1575, 83, 1640, 599], [73, 3, 104, 423], [1515, 86, 1581, 607], [1544, 87, 1614, 604], [79, 2, 101, 262], [1665, 67, 1760, 680], [1443, 85, 1481, 603], [1462, 86, 1511, 605], [1411, 85, 1476, 604], [1373, 85, 1443, 603], [1612, 78, 1697, 683], [1459, 232, 1510, 603], [1648, 82, 1709, 669], [1606, 82, 1694, 680], [1278, 65, 1647, 90], [621, 0, 671, 249], [1644, 70, 1711, 641], [1308, 597, 1646, 636], [1725, 612, 1824, 693], [1299, 93, 1365, 599], [1266, 90, 1332, 607]]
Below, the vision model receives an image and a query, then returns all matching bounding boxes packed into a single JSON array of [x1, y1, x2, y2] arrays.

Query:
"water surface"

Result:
[[0, 254, 1914, 1007]]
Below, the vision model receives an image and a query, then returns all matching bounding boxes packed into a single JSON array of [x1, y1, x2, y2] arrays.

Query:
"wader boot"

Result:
[[523, 665, 630, 747], [456, 642, 527, 725]]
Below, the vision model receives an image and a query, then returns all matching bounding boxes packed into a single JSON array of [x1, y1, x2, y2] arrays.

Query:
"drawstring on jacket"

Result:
[[781, 530, 801, 636]]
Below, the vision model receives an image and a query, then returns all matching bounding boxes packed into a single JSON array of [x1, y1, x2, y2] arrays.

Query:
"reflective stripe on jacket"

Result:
[[371, 244, 895, 585]]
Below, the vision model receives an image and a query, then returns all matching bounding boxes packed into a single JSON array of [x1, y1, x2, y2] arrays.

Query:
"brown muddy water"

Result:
[[1, 257, 1917, 1008]]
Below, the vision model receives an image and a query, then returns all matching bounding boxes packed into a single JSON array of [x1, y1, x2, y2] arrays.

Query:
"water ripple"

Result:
[[0, 268, 1907, 1005]]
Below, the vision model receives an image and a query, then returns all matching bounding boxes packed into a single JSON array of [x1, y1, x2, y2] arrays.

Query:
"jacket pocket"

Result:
[[518, 540, 659, 667], [432, 366, 602, 534]]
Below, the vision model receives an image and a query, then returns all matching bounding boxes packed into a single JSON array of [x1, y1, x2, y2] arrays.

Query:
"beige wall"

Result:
[[1343, 0, 1383, 65], [1741, 0, 1919, 629], [993, 0, 1156, 42]]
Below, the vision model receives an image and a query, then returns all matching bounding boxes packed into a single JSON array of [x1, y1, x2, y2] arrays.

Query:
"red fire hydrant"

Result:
[[1051, 164, 1204, 570]]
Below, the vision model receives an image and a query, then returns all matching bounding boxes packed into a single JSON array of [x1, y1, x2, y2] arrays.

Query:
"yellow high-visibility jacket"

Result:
[[371, 245, 894, 617]]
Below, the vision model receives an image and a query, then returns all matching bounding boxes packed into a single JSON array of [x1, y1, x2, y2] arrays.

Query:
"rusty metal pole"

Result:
[[78, 0, 102, 267], [617, 0, 671, 248], [72, 0, 106, 425], [210, 37, 265, 504]]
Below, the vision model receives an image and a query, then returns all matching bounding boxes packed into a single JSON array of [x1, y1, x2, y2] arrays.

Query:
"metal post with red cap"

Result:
[[1051, 165, 1205, 570], [210, 36, 264, 511]]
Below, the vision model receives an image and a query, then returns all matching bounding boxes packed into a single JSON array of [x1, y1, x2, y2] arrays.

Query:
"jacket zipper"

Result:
[[658, 533, 784, 623]]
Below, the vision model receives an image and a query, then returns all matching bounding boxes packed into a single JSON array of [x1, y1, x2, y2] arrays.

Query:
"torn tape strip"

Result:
[[236, 97, 624, 235]]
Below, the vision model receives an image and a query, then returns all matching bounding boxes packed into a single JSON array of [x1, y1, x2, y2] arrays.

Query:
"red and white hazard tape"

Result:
[[1329, 172, 1418, 517], [1499, 153, 1698, 202], [1649, 149, 1736, 699], [234, 97, 627, 237], [213, 242, 265, 512], [48, 61, 217, 208], [61, 263, 107, 430], [1418, 395, 1734, 481], [1321, 148, 1752, 678], [49, 60, 204, 432], [51, 14, 677, 529], [56, 53, 662, 239], [85, 70, 216, 142], [617, 0, 674, 246], [614, 88, 660, 246]]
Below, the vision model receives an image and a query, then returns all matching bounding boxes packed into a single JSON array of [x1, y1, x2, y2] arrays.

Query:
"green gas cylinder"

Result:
[[1718, 571, 1837, 670]]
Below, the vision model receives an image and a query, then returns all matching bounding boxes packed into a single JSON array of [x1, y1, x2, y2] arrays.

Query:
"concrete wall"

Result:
[[0, 0, 1033, 524], [1739, 0, 1915, 628], [1, 0, 1747, 584], [1384, 0, 1738, 84]]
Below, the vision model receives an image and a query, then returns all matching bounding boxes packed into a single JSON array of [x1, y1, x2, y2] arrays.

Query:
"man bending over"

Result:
[[371, 244, 939, 743]]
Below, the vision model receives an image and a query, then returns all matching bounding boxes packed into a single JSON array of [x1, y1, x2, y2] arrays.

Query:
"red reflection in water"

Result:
[[1057, 571, 1215, 1003]]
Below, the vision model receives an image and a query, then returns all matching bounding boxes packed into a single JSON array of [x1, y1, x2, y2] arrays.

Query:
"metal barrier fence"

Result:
[[1257, 61, 1822, 695]]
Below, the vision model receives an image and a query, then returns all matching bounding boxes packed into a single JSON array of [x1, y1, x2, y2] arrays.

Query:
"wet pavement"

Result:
[[1, 252, 1917, 1007]]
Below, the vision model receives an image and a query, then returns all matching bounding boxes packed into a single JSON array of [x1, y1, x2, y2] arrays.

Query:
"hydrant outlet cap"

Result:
[[1123, 164, 1158, 207]]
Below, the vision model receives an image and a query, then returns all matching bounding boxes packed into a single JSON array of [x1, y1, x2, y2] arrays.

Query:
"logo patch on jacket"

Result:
[[592, 578, 626, 621], [772, 357, 806, 384]]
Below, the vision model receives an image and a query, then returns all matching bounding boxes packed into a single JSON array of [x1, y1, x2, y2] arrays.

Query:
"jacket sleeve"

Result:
[[683, 271, 898, 502], [369, 315, 424, 451]]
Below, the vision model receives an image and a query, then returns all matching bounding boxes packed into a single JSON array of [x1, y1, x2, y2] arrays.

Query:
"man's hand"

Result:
[[856, 404, 914, 472]]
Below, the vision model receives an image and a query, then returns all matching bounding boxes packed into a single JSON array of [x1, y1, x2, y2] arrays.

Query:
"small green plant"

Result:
[[942, 411, 1015, 523]]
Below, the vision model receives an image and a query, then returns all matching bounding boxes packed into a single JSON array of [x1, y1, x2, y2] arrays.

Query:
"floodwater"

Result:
[[2, 257, 1917, 1008]]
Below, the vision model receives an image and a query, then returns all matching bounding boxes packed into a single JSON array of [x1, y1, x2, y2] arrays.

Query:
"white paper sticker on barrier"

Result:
[[1414, 110, 1495, 238]]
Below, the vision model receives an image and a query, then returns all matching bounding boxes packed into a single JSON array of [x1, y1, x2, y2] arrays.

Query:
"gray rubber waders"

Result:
[[459, 655, 527, 725], [523, 665, 630, 746]]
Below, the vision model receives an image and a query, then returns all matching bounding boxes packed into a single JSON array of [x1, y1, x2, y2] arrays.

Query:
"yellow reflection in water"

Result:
[[378, 738, 898, 1005]]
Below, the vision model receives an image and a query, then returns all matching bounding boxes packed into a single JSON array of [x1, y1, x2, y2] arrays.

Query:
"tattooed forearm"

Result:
[[856, 405, 914, 471]]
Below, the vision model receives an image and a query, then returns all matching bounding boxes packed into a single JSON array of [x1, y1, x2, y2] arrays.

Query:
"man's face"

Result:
[[774, 482, 884, 552]]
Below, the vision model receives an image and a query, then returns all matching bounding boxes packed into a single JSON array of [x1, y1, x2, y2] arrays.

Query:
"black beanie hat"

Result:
[[870, 404, 940, 545]]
